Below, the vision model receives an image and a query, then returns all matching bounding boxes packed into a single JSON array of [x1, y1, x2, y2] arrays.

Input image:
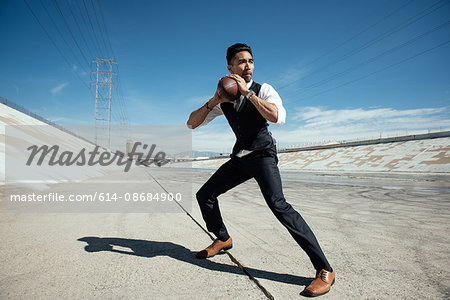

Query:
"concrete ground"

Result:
[[1, 166, 449, 299]]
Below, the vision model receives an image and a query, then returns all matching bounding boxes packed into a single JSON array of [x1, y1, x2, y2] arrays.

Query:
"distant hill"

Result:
[[175, 150, 227, 158]]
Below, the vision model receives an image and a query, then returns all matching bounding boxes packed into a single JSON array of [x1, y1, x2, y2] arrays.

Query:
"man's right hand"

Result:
[[186, 78, 235, 129]]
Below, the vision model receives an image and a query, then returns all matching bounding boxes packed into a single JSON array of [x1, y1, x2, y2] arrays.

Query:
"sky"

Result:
[[1, 0, 449, 153]]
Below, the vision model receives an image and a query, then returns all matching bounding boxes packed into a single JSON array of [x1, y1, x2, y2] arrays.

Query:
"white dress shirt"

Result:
[[198, 80, 286, 157], [199, 80, 286, 127]]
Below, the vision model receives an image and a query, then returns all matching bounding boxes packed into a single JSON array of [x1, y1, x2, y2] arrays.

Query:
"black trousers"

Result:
[[196, 147, 331, 271]]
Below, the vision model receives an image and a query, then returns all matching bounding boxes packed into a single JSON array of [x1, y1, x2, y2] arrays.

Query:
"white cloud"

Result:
[[72, 65, 87, 76], [185, 95, 211, 105], [294, 107, 447, 125], [192, 121, 235, 153], [274, 106, 450, 147], [48, 116, 91, 124], [50, 82, 70, 95], [272, 67, 308, 89], [189, 105, 450, 151]]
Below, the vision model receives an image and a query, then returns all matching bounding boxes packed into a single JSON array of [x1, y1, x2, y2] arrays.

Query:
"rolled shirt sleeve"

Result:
[[259, 83, 286, 126], [197, 103, 223, 128], [197, 81, 285, 128]]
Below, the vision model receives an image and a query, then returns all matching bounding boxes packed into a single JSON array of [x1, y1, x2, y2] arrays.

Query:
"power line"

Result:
[[279, 0, 449, 91], [299, 0, 416, 71], [74, 0, 102, 57], [90, 1, 128, 125], [82, 0, 105, 58], [23, 0, 92, 93], [97, 0, 115, 58], [89, 0, 110, 58], [26, 0, 128, 126], [65, 0, 95, 60], [287, 39, 450, 104], [89, 1, 128, 124], [114, 65, 128, 120], [93, 58, 116, 147], [38, 0, 89, 75], [52, 0, 91, 68], [91, 0, 128, 126], [294, 20, 450, 93]]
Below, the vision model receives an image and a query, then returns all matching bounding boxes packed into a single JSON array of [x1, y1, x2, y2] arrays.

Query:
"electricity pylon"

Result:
[[93, 57, 116, 148]]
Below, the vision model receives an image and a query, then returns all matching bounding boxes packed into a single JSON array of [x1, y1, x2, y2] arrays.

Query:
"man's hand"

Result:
[[226, 74, 250, 96], [207, 80, 236, 109]]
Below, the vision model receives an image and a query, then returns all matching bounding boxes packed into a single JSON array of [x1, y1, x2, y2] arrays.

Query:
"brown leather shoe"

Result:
[[303, 269, 335, 297], [195, 237, 232, 259]]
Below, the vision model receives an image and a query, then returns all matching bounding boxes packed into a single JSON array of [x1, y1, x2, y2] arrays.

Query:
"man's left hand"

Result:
[[226, 74, 250, 96]]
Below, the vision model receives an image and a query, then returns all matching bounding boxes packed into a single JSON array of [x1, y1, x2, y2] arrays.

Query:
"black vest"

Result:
[[221, 81, 275, 157]]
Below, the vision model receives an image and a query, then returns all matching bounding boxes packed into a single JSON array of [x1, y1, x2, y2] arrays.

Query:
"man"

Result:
[[186, 43, 334, 297]]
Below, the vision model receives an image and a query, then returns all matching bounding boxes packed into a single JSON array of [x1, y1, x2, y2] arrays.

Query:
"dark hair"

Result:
[[226, 43, 252, 65]]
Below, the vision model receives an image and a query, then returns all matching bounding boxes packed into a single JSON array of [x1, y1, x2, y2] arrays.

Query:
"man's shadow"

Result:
[[78, 236, 312, 287]]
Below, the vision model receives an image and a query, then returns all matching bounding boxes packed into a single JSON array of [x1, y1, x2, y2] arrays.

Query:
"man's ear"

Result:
[[227, 65, 232, 73]]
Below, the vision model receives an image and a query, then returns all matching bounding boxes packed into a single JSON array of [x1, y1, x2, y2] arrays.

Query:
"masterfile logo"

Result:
[[4, 125, 193, 213], [25, 143, 169, 172]]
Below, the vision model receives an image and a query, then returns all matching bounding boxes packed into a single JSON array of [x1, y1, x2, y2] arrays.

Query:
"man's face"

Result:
[[227, 51, 254, 82]]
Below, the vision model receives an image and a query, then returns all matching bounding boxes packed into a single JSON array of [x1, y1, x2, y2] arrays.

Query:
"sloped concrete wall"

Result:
[[0, 103, 110, 187], [2, 103, 449, 174], [278, 138, 449, 172], [187, 137, 450, 173], [0, 104, 48, 182]]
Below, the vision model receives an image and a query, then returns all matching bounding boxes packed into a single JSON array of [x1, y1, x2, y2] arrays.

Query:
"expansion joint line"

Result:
[[144, 168, 275, 300]]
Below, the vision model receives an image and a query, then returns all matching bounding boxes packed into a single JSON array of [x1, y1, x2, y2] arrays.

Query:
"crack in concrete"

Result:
[[145, 169, 275, 300]]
